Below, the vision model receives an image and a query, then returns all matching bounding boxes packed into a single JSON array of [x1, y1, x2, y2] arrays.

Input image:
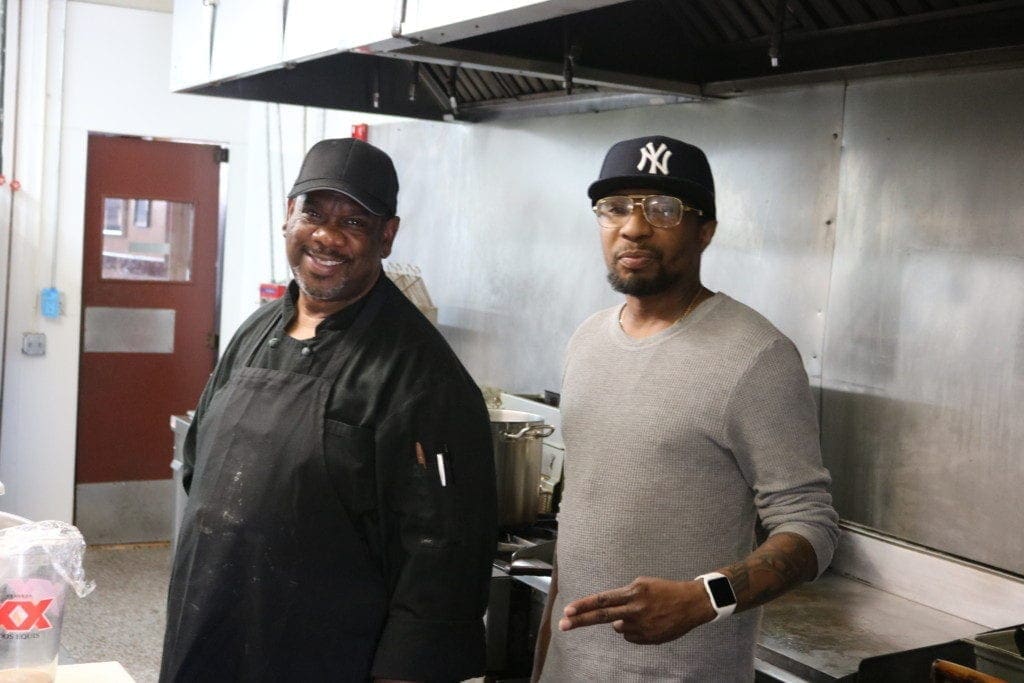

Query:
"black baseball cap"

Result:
[[288, 138, 399, 216], [588, 135, 716, 220]]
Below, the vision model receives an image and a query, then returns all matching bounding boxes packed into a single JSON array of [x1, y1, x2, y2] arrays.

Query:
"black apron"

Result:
[[161, 289, 388, 682]]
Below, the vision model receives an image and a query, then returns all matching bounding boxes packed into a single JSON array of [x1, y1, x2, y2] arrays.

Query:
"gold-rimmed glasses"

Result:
[[592, 195, 703, 230]]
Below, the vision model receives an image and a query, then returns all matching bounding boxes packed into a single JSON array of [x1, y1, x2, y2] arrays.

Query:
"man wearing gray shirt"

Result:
[[533, 135, 839, 682]]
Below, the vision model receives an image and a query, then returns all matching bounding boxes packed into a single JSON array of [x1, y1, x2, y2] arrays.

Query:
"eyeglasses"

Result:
[[592, 195, 703, 230]]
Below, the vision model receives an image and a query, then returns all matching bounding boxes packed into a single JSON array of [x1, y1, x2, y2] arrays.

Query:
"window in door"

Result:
[[101, 197, 195, 282]]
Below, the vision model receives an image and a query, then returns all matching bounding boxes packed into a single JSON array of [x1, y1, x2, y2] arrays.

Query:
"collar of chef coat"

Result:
[[282, 272, 381, 334]]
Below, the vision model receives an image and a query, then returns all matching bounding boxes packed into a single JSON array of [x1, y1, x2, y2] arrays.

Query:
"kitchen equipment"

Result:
[[488, 409, 553, 528], [966, 627, 1024, 681], [485, 571, 546, 678], [536, 448, 563, 515], [169, 414, 192, 557], [494, 520, 557, 577], [485, 398, 559, 676], [486, 519, 557, 678], [384, 263, 437, 324], [500, 393, 564, 516]]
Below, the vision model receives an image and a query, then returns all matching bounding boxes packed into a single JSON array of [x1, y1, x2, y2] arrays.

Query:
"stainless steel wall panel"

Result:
[[375, 84, 844, 397], [822, 68, 1024, 574], [347, 65, 1024, 575]]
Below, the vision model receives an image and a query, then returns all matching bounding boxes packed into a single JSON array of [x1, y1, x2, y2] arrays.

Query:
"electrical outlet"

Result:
[[22, 332, 46, 356]]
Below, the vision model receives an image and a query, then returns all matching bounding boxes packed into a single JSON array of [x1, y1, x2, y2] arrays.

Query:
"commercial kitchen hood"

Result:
[[171, 0, 1024, 122]]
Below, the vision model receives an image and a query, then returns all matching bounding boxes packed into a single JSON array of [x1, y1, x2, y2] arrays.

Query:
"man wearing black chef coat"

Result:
[[161, 138, 497, 682]]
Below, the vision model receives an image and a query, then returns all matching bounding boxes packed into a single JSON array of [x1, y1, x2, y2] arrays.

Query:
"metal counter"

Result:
[[758, 573, 983, 681], [512, 571, 985, 681]]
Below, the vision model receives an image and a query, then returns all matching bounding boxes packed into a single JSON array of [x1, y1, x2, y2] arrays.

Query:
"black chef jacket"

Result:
[[178, 273, 497, 681]]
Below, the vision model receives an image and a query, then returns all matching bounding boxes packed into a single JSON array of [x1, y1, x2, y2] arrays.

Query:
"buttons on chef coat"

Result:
[[265, 337, 314, 357]]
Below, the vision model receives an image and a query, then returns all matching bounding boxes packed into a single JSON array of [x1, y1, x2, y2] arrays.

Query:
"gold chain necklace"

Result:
[[618, 285, 705, 332]]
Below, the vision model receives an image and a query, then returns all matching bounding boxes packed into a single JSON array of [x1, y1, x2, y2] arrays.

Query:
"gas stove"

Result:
[[485, 393, 561, 680], [493, 517, 557, 576], [486, 517, 557, 680]]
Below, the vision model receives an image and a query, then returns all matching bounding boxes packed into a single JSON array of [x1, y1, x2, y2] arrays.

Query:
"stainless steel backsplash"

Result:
[[372, 67, 1024, 575]]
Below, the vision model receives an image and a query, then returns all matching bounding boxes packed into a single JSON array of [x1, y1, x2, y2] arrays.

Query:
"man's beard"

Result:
[[291, 265, 351, 302], [606, 267, 678, 296]]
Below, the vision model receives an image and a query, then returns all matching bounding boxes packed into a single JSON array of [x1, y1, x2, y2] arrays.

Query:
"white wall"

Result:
[[0, 1, 403, 523], [0, 1, 254, 522]]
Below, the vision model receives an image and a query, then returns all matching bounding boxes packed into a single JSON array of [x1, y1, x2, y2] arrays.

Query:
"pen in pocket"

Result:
[[436, 451, 447, 487]]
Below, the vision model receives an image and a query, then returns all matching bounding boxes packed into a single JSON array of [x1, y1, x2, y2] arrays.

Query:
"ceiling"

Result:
[[183, 0, 1024, 120]]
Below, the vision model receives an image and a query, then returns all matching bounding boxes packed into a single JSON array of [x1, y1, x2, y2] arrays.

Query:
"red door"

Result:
[[76, 135, 221, 538]]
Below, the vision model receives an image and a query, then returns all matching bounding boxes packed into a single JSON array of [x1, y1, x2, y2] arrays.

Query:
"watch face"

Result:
[[708, 576, 737, 607]]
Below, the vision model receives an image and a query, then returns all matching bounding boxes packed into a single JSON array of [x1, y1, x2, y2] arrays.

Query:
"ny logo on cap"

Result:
[[637, 142, 672, 175]]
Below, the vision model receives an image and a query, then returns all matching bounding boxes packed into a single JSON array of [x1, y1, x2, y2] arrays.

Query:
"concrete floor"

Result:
[[60, 543, 170, 683]]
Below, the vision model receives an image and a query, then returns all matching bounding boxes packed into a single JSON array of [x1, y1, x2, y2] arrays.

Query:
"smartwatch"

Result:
[[695, 572, 737, 621]]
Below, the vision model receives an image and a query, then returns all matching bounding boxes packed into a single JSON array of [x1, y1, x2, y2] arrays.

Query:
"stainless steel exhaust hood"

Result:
[[171, 0, 1024, 122]]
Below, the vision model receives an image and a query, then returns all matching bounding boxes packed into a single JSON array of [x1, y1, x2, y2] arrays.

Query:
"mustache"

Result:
[[614, 246, 663, 260], [304, 247, 350, 262]]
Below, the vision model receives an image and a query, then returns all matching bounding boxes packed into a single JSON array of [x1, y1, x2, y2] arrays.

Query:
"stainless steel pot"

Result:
[[488, 409, 554, 528]]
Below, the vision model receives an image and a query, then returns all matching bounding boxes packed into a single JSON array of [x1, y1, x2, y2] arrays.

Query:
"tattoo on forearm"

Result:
[[750, 548, 799, 603], [725, 561, 750, 596], [723, 533, 816, 608]]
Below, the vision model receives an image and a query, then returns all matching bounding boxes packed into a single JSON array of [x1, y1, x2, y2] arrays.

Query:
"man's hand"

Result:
[[556, 533, 818, 646], [558, 576, 715, 644]]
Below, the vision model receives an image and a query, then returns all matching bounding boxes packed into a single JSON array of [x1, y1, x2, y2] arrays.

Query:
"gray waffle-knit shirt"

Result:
[[541, 293, 839, 682]]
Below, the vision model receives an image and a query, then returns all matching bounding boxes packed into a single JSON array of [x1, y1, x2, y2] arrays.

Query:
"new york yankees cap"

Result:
[[588, 135, 716, 220], [288, 138, 399, 216]]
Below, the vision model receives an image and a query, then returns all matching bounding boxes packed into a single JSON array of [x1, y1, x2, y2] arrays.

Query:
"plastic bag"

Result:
[[0, 521, 94, 681], [0, 522, 93, 599]]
